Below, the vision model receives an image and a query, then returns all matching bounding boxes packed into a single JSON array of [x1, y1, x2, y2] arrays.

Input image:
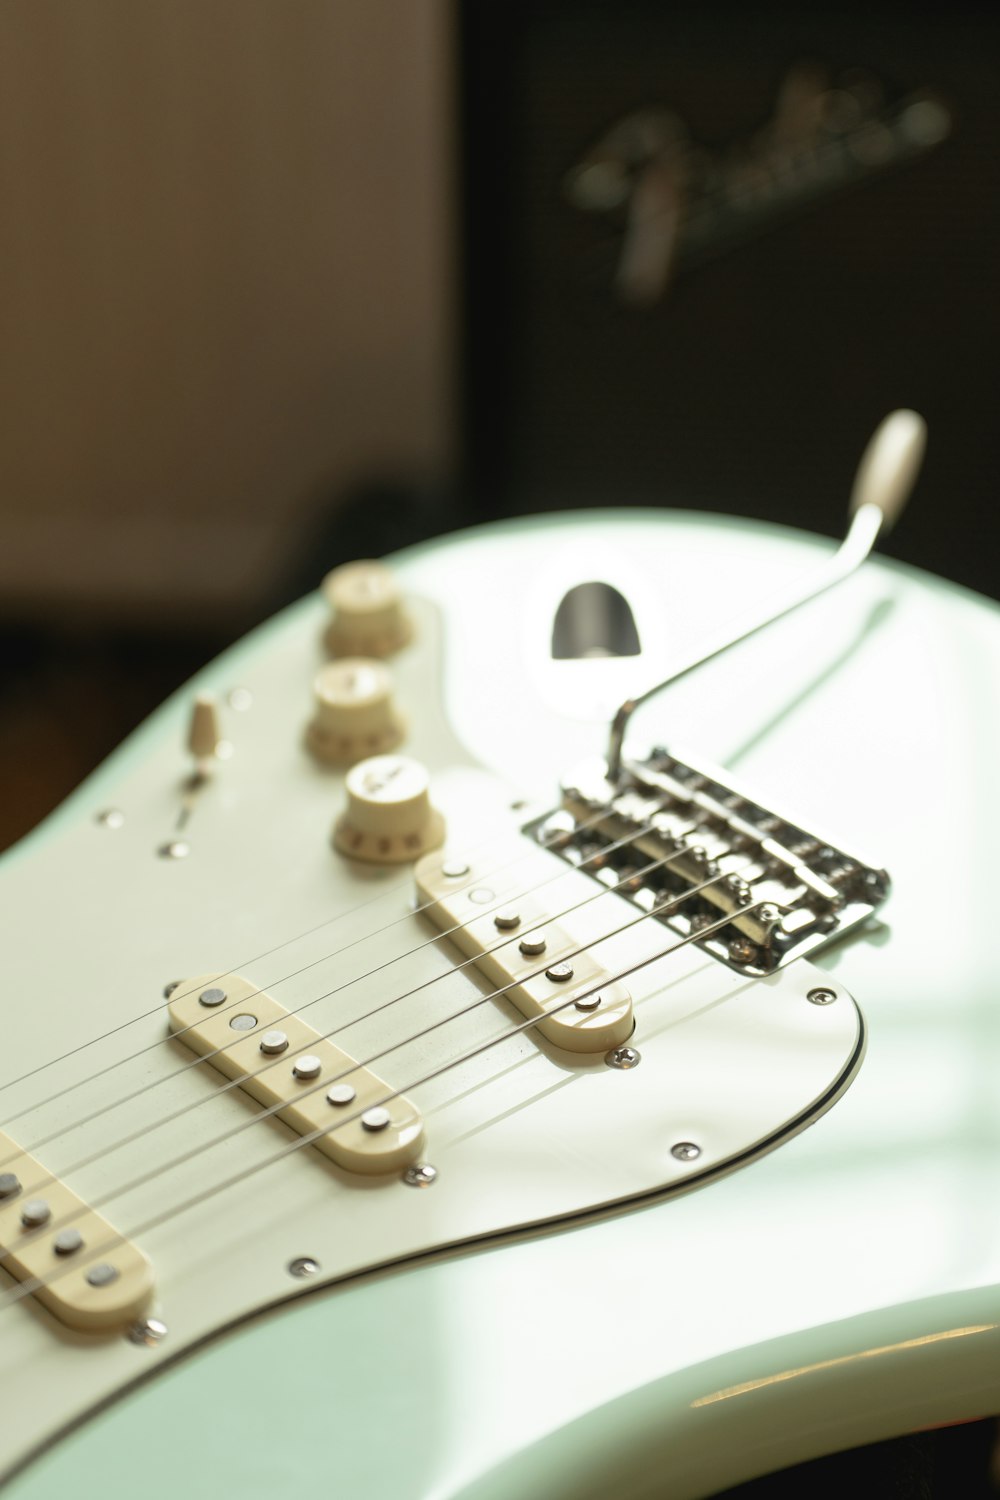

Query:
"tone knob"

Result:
[[334, 755, 444, 864], [323, 560, 411, 658], [307, 659, 404, 765]]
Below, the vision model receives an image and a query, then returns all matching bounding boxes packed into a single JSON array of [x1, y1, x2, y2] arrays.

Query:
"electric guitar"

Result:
[[2, 416, 999, 1499]]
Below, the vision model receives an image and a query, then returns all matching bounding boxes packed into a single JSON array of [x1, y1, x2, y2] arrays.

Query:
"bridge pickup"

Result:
[[0, 1130, 154, 1332], [415, 848, 636, 1054], [167, 974, 424, 1175]]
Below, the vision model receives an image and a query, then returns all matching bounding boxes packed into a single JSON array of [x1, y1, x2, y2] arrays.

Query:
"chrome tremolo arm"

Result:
[[606, 409, 927, 783]]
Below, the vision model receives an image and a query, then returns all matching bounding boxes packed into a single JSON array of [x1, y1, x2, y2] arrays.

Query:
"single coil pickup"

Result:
[[415, 845, 637, 1053], [167, 975, 424, 1175], [0, 1129, 154, 1332]]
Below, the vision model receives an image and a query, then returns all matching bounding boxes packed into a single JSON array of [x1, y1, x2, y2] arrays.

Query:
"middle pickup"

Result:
[[415, 841, 641, 1053], [168, 974, 424, 1175]]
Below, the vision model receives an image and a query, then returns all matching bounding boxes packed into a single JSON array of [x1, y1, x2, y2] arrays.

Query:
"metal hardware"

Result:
[[729, 937, 760, 966], [53, 1228, 84, 1255], [163, 981, 182, 999], [361, 1107, 391, 1133], [574, 993, 603, 1012], [441, 859, 470, 879], [518, 932, 547, 956], [259, 1030, 289, 1055], [402, 1163, 438, 1188], [671, 1142, 702, 1161], [808, 987, 839, 1006], [545, 749, 890, 975], [20, 1200, 51, 1228], [605, 1045, 641, 1069], [468, 888, 495, 905], [95, 809, 125, 829], [546, 963, 574, 982], [327, 1084, 357, 1107], [493, 908, 521, 930], [292, 1054, 323, 1081], [288, 1257, 320, 1279], [227, 687, 253, 711], [605, 411, 926, 782], [129, 1317, 169, 1347], [158, 841, 190, 860], [229, 1013, 257, 1031], [0, 1173, 20, 1199], [85, 1264, 120, 1288], [198, 987, 227, 1008]]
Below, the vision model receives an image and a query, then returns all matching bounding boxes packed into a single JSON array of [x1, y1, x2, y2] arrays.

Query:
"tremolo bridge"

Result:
[[547, 749, 889, 976]]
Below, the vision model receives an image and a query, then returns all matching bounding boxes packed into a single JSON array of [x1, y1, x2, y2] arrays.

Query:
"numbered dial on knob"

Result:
[[323, 560, 411, 659], [307, 659, 404, 765], [334, 755, 445, 864]]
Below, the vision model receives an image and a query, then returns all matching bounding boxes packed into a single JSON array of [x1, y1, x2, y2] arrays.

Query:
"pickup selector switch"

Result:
[[334, 755, 445, 864], [307, 659, 404, 765], [323, 560, 411, 658]]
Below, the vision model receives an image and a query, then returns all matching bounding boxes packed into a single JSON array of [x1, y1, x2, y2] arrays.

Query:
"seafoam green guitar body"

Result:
[[2, 511, 999, 1499]]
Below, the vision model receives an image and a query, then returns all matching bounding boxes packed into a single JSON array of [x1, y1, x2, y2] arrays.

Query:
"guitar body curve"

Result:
[[2, 510, 999, 1499]]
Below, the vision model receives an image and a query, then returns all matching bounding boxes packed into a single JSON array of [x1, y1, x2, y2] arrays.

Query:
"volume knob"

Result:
[[334, 755, 445, 864], [307, 659, 404, 765], [323, 560, 411, 658]]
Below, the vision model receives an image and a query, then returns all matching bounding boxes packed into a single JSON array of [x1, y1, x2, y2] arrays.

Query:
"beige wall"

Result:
[[0, 0, 454, 624]]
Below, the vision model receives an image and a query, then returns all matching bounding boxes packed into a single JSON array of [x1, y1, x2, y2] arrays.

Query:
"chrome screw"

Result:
[[605, 1045, 641, 1070], [402, 1163, 438, 1188], [129, 1317, 168, 1347], [288, 1257, 320, 1278], [808, 987, 838, 1005], [96, 808, 125, 830], [671, 1141, 702, 1162], [728, 936, 758, 965]]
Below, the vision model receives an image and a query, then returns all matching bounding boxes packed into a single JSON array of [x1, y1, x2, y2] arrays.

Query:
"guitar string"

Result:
[[0, 796, 605, 1098], [0, 864, 755, 1272], [0, 805, 696, 1193], [0, 787, 635, 1123], [0, 854, 754, 1265], [0, 793, 675, 1167], [0, 899, 764, 1315]]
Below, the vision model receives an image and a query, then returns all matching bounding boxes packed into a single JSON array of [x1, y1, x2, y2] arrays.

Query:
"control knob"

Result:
[[323, 560, 411, 658], [307, 659, 404, 765], [333, 755, 444, 864]]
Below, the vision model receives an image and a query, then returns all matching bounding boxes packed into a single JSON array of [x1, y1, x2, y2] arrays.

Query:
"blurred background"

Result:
[[1, 0, 998, 852]]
